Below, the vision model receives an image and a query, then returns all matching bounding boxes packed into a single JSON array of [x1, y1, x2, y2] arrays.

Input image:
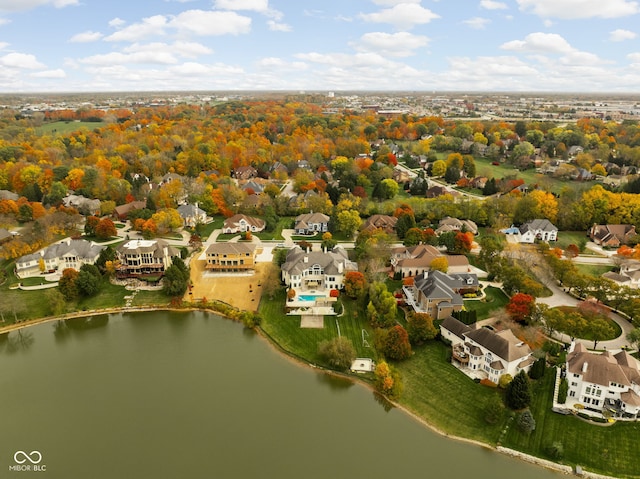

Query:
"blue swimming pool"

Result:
[[298, 294, 325, 302]]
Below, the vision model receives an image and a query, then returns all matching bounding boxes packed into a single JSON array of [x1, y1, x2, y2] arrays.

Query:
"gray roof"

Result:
[[177, 203, 206, 218], [295, 212, 330, 229], [519, 219, 557, 234], [440, 316, 472, 339], [413, 271, 477, 306], [281, 246, 356, 276], [464, 327, 531, 363], [42, 239, 105, 261], [0, 228, 11, 242], [117, 239, 178, 258]]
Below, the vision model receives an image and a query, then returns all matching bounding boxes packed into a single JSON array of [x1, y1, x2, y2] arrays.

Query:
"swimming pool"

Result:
[[298, 294, 326, 302]]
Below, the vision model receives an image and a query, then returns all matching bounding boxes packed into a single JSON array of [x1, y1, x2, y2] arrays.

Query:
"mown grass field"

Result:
[[35, 121, 103, 135], [464, 286, 509, 319], [574, 264, 614, 277], [258, 288, 376, 366], [502, 371, 640, 478]]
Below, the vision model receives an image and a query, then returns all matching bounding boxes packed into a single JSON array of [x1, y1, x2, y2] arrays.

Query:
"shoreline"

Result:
[[0, 306, 628, 479]]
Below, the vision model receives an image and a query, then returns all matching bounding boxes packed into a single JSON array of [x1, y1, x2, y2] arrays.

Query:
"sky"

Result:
[[1, 0, 640, 93]]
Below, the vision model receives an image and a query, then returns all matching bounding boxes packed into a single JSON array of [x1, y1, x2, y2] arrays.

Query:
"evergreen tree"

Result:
[[528, 357, 546, 380], [506, 370, 531, 410]]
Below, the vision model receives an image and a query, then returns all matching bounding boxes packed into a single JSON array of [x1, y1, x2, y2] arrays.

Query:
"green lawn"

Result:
[[464, 286, 509, 319], [554, 231, 590, 251], [575, 264, 614, 277], [258, 288, 376, 366], [502, 371, 640, 478], [35, 121, 103, 136], [397, 341, 507, 444]]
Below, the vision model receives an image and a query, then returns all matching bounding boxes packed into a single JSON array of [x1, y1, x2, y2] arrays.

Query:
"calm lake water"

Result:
[[0, 311, 562, 479]]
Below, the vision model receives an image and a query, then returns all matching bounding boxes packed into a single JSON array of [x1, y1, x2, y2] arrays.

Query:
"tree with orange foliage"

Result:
[[506, 293, 536, 324]]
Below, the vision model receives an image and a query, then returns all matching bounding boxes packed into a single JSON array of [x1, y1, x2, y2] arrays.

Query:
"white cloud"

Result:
[[108, 17, 125, 28], [0, 52, 45, 69], [105, 15, 168, 42], [360, 3, 440, 29], [517, 0, 640, 19], [629, 52, 640, 61], [267, 20, 291, 32], [80, 51, 179, 66], [0, 0, 78, 12], [463, 17, 490, 29], [371, 0, 422, 4], [352, 32, 429, 57], [124, 41, 213, 58], [0, 17, 9, 24], [168, 10, 252, 36], [501, 32, 574, 54], [480, 0, 508, 10], [610, 29, 637, 41], [0, 41, 8, 50], [69, 31, 103, 43], [214, 0, 269, 11], [31, 68, 66, 78]]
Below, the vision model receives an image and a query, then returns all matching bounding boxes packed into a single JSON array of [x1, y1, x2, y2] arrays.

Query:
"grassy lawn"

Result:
[[76, 279, 129, 310], [575, 264, 614, 277], [258, 288, 376, 366], [502, 371, 640, 478], [35, 121, 103, 136], [554, 231, 590, 251], [396, 341, 507, 444], [464, 286, 509, 319], [133, 289, 171, 306]]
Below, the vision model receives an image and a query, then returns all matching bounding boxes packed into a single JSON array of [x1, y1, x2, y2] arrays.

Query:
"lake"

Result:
[[0, 311, 562, 479]]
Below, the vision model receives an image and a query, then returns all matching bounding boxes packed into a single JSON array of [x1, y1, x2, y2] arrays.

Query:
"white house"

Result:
[[502, 219, 558, 243], [281, 246, 357, 292], [294, 212, 330, 235], [222, 214, 266, 234], [15, 239, 105, 278], [564, 342, 640, 419], [440, 316, 535, 384]]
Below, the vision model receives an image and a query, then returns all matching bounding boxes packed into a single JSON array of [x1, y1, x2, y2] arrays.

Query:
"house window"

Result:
[[596, 389, 602, 397], [593, 400, 600, 406], [571, 382, 578, 387], [586, 386, 592, 395], [570, 391, 576, 397]]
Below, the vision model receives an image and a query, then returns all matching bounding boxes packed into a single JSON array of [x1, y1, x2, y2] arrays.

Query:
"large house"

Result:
[[15, 239, 106, 278], [294, 212, 330, 235], [502, 219, 558, 243], [589, 224, 637, 248], [177, 203, 207, 228], [405, 270, 478, 319], [564, 342, 640, 419], [115, 239, 178, 278], [62, 194, 101, 216], [361, 214, 398, 234], [390, 244, 470, 278], [440, 316, 534, 384], [602, 259, 640, 289], [222, 214, 266, 234], [205, 243, 257, 273], [113, 200, 147, 220], [281, 246, 357, 291], [435, 217, 478, 236]]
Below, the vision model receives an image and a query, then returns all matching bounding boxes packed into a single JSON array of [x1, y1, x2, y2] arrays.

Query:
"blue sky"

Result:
[[1, 0, 640, 92]]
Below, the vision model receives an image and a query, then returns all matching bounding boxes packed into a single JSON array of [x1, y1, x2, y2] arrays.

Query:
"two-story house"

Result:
[[15, 239, 105, 278], [441, 316, 534, 384], [406, 270, 478, 319], [565, 342, 640, 419], [294, 212, 330, 235], [205, 243, 257, 273], [589, 224, 637, 248], [222, 214, 266, 234], [391, 244, 471, 278], [115, 239, 178, 278], [281, 246, 357, 292]]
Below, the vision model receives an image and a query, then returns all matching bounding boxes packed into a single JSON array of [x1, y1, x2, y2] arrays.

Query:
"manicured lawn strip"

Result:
[[396, 341, 507, 444], [574, 264, 613, 276], [132, 290, 171, 306], [502, 371, 640, 478], [36, 121, 102, 135], [1, 289, 51, 322], [19, 277, 57, 286], [259, 290, 376, 366], [76, 279, 129, 310], [464, 286, 509, 319], [554, 231, 590, 251]]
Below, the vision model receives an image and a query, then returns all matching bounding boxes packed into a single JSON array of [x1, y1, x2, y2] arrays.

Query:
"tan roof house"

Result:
[[589, 224, 637, 248], [222, 214, 266, 234], [205, 243, 257, 273], [361, 214, 398, 234]]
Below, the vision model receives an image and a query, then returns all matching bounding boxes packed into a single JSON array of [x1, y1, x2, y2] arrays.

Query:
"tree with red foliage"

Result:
[[95, 218, 117, 239], [344, 271, 367, 299], [382, 325, 412, 360], [565, 244, 580, 259], [454, 231, 474, 254], [506, 293, 536, 324]]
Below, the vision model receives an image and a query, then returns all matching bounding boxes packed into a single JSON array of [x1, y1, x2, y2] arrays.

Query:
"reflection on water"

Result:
[[373, 391, 395, 412], [53, 316, 109, 342], [0, 330, 35, 353], [316, 371, 355, 392]]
